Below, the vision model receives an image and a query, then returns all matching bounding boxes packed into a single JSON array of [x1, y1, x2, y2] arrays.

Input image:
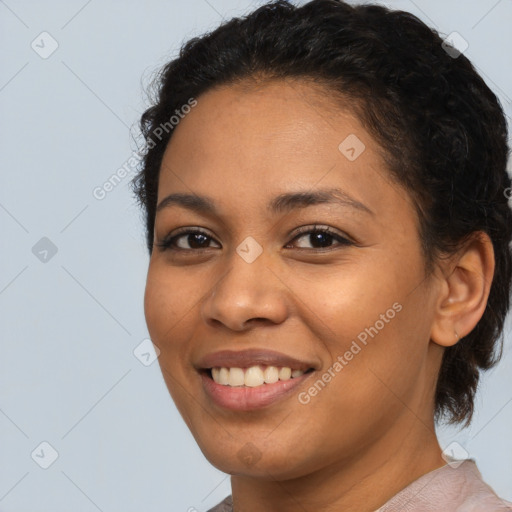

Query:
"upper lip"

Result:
[[195, 348, 317, 371]]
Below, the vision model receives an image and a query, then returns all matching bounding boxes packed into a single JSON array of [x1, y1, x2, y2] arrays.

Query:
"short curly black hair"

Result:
[[132, 0, 512, 426]]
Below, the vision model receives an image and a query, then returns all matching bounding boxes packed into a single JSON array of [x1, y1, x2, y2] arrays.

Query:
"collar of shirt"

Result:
[[208, 459, 512, 512]]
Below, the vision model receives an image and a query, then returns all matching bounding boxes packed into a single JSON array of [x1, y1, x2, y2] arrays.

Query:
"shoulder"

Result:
[[206, 463, 512, 512], [378, 459, 512, 511], [447, 460, 512, 511]]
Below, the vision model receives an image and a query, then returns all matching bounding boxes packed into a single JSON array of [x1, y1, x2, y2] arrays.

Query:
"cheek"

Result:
[[143, 267, 168, 340], [144, 261, 191, 331], [296, 249, 431, 391], [143, 263, 189, 356], [296, 260, 409, 347], [143, 264, 198, 413]]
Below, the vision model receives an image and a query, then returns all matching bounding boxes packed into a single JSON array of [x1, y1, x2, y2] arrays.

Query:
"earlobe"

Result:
[[430, 232, 495, 348]]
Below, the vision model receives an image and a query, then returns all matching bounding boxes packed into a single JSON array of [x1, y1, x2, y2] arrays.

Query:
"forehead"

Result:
[[156, 79, 412, 223], [166, 79, 364, 153]]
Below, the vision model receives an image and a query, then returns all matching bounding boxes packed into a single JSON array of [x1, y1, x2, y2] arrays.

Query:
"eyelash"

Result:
[[155, 225, 354, 253]]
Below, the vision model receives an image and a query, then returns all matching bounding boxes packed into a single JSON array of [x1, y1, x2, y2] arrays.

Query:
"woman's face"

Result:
[[144, 80, 444, 478]]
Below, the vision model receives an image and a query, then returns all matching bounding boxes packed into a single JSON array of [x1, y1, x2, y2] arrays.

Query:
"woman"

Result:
[[132, 1, 512, 510]]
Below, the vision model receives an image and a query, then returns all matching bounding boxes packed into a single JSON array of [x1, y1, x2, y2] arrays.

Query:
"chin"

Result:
[[197, 438, 315, 480]]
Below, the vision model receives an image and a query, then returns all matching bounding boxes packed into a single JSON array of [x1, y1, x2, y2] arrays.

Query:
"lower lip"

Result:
[[200, 371, 314, 411]]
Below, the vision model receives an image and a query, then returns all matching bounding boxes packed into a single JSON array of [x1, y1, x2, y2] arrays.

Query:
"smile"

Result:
[[196, 348, 318, 410], [211, 365, 311, 387]]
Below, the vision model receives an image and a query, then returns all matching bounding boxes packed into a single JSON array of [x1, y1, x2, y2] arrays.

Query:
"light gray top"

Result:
[[207, 459, 512, 511]]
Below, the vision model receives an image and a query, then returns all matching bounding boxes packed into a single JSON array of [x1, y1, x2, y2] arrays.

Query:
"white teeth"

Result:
[[278, 367, 292, 380], [263, 366, 279, 384], [228, 367, 245, 387], [218, 367, 229, 385], [244, 366, 265, 387], [211, 365, 309, 387]]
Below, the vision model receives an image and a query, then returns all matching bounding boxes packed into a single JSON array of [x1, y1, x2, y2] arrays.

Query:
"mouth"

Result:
[[196, 348, 318, 410], [204, 365, 315, 387]]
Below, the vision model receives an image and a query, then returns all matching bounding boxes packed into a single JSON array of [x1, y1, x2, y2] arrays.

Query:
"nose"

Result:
[[200, 249, 289, 332]]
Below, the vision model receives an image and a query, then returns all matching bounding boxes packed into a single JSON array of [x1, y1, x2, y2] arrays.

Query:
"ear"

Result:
[[430, 231, 495, 347]]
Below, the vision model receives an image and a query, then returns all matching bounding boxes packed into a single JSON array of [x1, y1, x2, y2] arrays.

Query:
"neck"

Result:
[[230, 416, 446, 512]]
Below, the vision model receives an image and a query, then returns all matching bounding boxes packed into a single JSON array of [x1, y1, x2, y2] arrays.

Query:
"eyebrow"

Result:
[[155, 188, 374, 216]]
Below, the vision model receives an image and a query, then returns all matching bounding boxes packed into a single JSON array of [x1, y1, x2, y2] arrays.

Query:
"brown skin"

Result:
[[144, 79, 494, 512]]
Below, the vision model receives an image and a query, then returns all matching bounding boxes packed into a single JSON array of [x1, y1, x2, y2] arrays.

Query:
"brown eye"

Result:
[[156, 228, 221, 251], [288, 226, 353, 250]]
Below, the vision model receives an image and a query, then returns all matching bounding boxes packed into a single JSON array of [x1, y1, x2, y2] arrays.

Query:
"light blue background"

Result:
[[1, 0, 511, 510]]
